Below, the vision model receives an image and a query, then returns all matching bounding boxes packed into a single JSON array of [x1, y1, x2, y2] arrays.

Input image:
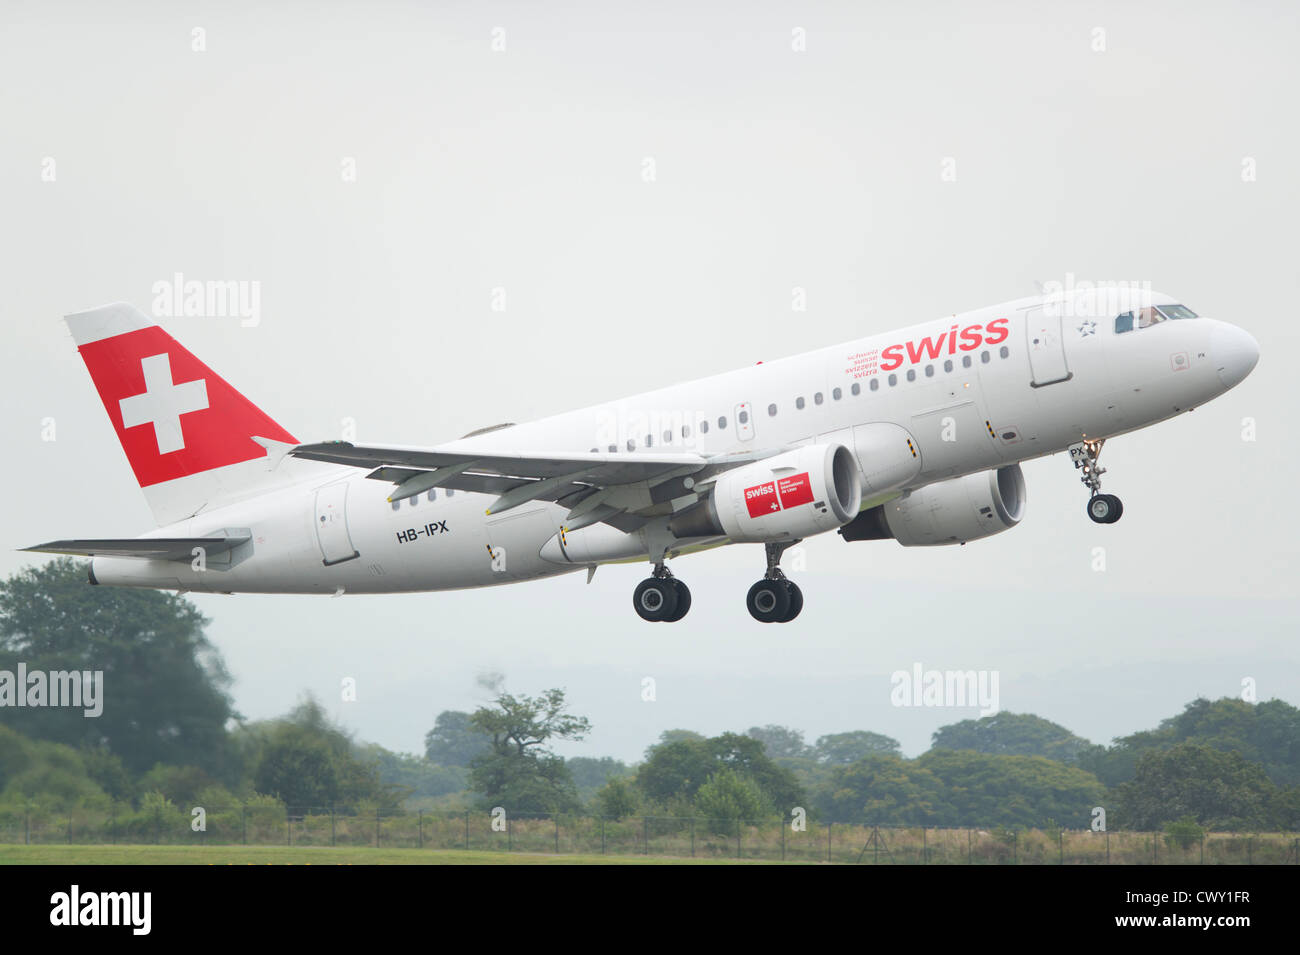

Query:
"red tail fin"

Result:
[[66, 303, 300, 523]]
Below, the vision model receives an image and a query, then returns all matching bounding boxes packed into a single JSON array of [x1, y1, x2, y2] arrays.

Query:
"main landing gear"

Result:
[[1070, 438, 1124, 525], [632, 566, 692, 623], [630, 541, 805, 624], [746, 541, 803, 624]]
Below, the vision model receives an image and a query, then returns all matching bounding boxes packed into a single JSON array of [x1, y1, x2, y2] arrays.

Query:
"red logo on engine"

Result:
[[777, 473, 813, 508], [744, 481, 779, 518]]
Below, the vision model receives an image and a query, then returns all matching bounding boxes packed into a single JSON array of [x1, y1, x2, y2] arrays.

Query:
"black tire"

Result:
[[747, 578, 791, 623], [633, 577, 678, 622], [781, 581, 804, 622], [1087, 494, 1119, 524], [665, 579, 692, 622], [1107, 496, 1124, 523]]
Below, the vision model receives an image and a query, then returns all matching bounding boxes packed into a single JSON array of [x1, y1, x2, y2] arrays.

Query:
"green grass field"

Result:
[[0, 844, 789, 865]]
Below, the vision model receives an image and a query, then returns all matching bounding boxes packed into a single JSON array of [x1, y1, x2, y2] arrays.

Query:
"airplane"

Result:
[[24, 289, 1258, 623]]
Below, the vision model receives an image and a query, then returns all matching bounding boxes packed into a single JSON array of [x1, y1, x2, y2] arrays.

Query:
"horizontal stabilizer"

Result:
[[22, 535, 250, 562]]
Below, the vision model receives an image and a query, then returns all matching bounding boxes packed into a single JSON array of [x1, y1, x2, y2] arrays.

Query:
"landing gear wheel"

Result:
[[665, 579, 692, 622], [633, 577, 679, 622], [1087, 494, 1123, 525], [747, 578, 792, 623], [781, 581, 804, 622]]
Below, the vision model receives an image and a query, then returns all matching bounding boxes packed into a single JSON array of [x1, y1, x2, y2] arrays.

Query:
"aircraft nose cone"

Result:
[[1212, 323, 1259, 390]]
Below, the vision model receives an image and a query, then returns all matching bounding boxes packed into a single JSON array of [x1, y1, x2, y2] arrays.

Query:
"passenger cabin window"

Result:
[[869, 378, 879, 391], [768, 403, 777, 416], [851, 382, 861, 395], [717, 416, 727, 429]]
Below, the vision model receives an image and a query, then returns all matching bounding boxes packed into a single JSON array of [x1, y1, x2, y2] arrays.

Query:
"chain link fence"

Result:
[[0, 806, 1296, 862]]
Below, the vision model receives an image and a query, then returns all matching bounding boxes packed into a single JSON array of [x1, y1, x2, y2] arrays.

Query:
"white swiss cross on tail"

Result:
[[118, 353, 209, 454]]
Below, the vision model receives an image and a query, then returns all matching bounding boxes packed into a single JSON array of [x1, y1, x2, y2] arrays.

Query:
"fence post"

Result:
[[601, 816, 606, 855], [25, 810, 29, 845], [330, 807, 336, 847], [690, 818, 695, 858], [968, 828, 972, 864], [642, 816, 648, 855], [781, 817, 786, 862], [1200, 833, 1204, 865], [376, 810, 381, 849], [1153, 833, 1157, 864], [464, 810, 469, 851], [418, 809, 423, 850], [1106, 829, 1110, 864], [111, 805, 116, 846], [922, 827, 927, 864], [827, 822, 832, 863], [155, 805, 161, 845], [736, 818, 741, 860], [287, 808, 291, 846], [554, 815, 559, 855], [1012, 830, 1017, 865], [1058, 829, 1063, 865], [68, 814, 72, 845], [241, 805, 246, 845]]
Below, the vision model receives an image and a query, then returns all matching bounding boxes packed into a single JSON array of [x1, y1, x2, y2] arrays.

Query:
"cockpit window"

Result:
[[1157, 304, 1198, 321], [1116, 303, 1197, 334]]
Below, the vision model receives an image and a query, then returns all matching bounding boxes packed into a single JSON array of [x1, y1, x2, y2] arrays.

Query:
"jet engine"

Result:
[[670, 443, 862, 543], [839, 464, 1026, 546]]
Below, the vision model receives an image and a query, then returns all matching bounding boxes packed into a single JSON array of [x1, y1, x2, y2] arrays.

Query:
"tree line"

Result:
[[3, 559, 1298, 833]]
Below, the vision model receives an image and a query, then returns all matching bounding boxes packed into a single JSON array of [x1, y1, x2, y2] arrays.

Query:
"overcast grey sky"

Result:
[[2, 0, 1296, 762]]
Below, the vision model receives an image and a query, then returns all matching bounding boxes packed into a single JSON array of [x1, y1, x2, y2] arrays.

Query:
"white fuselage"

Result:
[[89, 289, 1254, 594]]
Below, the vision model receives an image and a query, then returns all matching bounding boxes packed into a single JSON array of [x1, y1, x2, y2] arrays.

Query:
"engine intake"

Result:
[[670, 444, 862, 543], [839, 464, 1026, 546]]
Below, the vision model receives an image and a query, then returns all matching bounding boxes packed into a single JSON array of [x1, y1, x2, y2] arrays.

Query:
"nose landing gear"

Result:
[[746, 540, 804, 623], [1070, 439, 1124, 524]]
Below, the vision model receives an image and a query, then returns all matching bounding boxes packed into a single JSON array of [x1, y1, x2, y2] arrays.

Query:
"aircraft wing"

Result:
[[289, 441, 776, 532], [22, 535, 251, 561]]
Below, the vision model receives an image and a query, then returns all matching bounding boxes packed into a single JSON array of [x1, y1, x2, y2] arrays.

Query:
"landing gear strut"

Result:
[[747, 541, 804, 624], [633, 563, 692, 623], [1070, 439, 1123, 524]]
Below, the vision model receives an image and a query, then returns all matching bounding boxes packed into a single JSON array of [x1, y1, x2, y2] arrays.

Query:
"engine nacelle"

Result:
[[839, 464, 1026, 546], [670, 444, 862, 543]]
